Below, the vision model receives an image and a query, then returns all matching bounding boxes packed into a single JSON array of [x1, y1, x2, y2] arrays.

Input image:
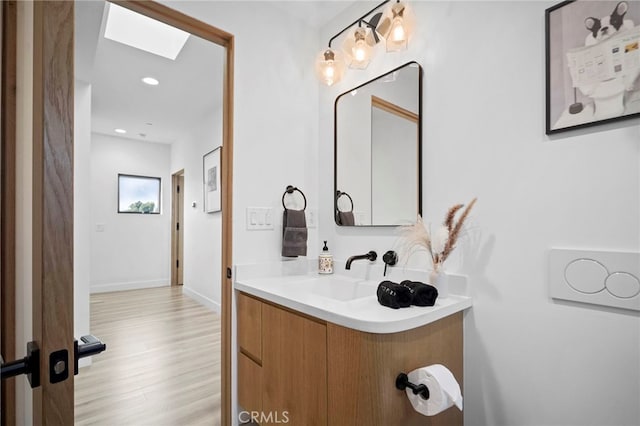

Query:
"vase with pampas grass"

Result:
[[399, 198, 477, 298]]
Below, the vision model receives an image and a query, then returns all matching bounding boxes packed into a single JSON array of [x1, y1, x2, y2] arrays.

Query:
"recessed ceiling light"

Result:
[[142, 77, 159, 86], [104, 3, 189, 60], [115, 128, 127, 134]]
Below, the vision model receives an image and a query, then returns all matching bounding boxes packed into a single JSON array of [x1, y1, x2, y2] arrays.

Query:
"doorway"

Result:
[[172, 170, 185, 286], [3, 1, 234, 424]]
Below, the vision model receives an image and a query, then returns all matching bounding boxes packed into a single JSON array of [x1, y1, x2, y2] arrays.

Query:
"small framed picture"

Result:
[[546, 0, 640, 134], [203, 147, 221, 213]]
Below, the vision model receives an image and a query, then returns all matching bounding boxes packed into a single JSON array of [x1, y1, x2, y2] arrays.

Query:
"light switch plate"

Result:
[[246, 207, 274, 231], [306, 209, 317, 228], [549, 248, 640, 311]]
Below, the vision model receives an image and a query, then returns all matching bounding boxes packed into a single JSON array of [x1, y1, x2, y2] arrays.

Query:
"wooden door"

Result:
[[13, 1, 234, 424], [1, 1, 18, 424], [177, 175, 184, 285], [31, 1, 76, 423], [172, 171, 184, 286]]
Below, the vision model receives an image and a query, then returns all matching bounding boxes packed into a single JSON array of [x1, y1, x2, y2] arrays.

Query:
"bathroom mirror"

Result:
[[335, 61, 422, 226]]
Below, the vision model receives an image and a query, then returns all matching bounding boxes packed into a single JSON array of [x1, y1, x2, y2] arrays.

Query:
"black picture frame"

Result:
[[203, 146, 222, 213], [545, 0, 640, 134]]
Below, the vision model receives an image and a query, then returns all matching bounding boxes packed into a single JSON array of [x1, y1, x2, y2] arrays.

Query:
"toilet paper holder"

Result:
[[396, 372, 430, 400]]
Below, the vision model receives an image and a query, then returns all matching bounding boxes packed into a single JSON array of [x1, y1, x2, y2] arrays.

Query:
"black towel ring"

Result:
[[282, 185, 307, 210], [336, 190, 354, 213]]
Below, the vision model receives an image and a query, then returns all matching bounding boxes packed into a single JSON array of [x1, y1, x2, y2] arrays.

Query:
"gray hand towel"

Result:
[[282, 208, 307, 257], [338, 211, 355, 226]]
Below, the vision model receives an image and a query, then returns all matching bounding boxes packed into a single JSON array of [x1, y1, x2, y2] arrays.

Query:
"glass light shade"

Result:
[[380, 1, 415, 52], [315, 48, 345, 86], [343, 27, 374, 69]]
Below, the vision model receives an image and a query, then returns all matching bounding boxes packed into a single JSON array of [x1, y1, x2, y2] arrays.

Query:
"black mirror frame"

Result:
[[334, 61, 423, 227]]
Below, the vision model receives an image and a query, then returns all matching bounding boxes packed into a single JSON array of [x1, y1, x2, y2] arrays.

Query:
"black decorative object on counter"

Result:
[[376, 280, 438, 308], [400, 280, 438, 307], [377, 281, 412, 309]]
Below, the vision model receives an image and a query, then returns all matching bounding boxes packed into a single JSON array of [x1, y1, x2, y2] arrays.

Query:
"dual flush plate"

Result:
[[549, 248, 640, 312]]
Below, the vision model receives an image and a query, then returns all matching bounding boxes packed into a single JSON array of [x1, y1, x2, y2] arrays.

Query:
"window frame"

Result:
[[117, 173, 162, 214]]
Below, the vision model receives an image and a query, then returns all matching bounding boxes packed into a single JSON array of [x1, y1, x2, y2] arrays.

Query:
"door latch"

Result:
[[1, 341, 40, 388], [74, 335, 107, 375]]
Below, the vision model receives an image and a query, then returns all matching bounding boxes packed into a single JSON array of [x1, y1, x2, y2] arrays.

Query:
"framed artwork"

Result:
[[117, 174, 161, 214], [203, 147, 221, 213], [546, 0, 640, 134]]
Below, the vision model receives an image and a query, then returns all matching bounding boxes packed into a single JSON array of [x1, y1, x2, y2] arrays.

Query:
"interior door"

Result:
[[31, 1, 75, 423], [172, 172, 185, 286], [8, 1, 234, 424], [0, 2, 74, 423], [1, 1, 17, 424]]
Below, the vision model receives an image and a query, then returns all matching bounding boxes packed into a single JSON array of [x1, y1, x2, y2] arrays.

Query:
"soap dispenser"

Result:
[[318, 241, 334, 274]]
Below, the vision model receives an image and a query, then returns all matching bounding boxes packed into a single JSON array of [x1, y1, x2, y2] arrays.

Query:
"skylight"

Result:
[[104, 3, 189, 60]]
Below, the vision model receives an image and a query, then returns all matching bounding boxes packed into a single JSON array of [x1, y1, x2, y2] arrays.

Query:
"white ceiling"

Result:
[[75, 1, 357, 146], [76, 1, 224, 145]]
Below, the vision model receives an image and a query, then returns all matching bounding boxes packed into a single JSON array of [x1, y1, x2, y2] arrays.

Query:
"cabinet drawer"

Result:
[[238, 352, 262, 414], [238, 292, 262, 362]]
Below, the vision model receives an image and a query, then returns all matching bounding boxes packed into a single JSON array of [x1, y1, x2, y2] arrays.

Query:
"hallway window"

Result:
[[118, 174, 161, 214]]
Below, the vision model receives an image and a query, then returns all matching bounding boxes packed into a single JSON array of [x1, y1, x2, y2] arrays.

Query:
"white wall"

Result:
[[90, 134, 172, 292], [74, 80, 91, 366], [161, 1, 320, 265], [170, 107, 223, 312], [320, 2, 640, 425], [159, 2, 321, 422]]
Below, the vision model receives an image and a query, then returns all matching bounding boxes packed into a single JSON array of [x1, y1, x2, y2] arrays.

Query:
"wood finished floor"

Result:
[[74, 287, 221, 426]]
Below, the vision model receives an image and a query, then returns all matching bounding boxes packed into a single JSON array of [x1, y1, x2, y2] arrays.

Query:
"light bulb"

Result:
[[391, 18, 406, 42], [324, 64, 335, 79], [315, 48, 345, 86], [354, 40, 367, 61], [345, 27, 372, 69]]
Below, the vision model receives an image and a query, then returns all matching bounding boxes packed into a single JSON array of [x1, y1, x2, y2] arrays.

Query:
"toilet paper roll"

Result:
[[405, 364, 463, 416]]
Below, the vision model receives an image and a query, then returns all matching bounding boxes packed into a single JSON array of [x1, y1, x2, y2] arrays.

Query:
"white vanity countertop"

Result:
[[234, 272, 472, 334]]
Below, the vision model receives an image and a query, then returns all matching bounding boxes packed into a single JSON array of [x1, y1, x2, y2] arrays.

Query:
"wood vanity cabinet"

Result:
[[237, 291, 463, 426], [237, 292, 327, 425]]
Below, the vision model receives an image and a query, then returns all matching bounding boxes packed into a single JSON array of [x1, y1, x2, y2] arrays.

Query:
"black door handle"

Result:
[[74, 334, 107, 375], [1, 341, 40, 388], [2, 335, 106, 385]]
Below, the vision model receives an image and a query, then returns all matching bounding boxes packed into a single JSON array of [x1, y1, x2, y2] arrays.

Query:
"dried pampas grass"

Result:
[[399, 198, 477, 272]]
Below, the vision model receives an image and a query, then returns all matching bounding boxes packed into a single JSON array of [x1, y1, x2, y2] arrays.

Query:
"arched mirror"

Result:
[[334, 61, 422, 226]]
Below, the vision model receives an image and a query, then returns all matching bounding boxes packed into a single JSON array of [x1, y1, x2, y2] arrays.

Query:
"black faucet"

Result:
[[345, 251, 377, 270]]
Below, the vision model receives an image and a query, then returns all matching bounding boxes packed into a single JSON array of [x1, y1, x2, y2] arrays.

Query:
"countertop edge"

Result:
[[235, 281, 472, 334]]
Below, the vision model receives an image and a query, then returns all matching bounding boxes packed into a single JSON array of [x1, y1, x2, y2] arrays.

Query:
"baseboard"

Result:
[[182, 286, 221, 314], [90, 279, 169, 294]]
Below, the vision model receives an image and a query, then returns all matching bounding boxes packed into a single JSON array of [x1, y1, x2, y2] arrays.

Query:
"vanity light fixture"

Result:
[[378, 1, 415, 52], [314, 0, 416, 86], [114, 128, 127, 134], [344, 27, 373, 69], [315, 48, 345, 87], [141, 77, 159, 86]]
